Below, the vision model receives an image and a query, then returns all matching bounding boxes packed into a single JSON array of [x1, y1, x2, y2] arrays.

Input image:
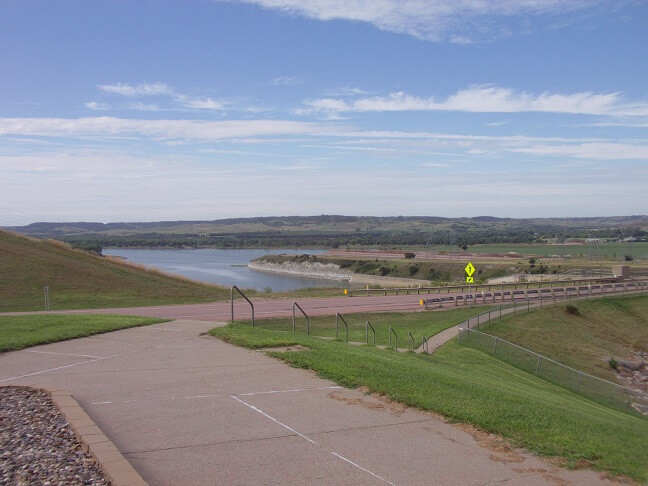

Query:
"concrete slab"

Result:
[[0, 318, 619, 485]]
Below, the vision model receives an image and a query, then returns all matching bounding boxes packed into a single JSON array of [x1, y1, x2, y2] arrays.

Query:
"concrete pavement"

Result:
[[0, 319, 616, 485]]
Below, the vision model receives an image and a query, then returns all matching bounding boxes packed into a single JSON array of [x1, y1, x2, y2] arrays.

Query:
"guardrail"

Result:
[[421, 280, 647, 310], [408, 332, 415, 351], [345, 276, 619, 296], [230, 285, 255, 326]]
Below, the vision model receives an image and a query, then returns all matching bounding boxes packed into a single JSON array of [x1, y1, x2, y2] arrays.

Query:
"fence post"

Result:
[[493, 337, 498, 354], [576, 372, 582, 393], [535, 354, 541, 375], [43, 285, 50, 311]]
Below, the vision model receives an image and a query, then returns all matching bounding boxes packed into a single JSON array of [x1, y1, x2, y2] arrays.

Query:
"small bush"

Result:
[[404, 252, 415, 259], [608, 357, 618, 370], [565, 304, 580, 316]]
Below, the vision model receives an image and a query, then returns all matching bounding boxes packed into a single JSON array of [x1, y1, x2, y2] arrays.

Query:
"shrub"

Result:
[[608, 357, 618, 371], [565, 304, 580, 316], [404, 252, 415, 259]]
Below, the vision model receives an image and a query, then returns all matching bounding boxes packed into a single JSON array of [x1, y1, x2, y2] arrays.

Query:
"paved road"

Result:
[[0, 319, 616, 485]]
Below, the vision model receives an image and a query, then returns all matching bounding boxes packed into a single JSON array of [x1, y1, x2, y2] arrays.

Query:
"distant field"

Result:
[[483, 294, 648, 381], [0, 230, 232, 312], [0, 314, 167, 352]]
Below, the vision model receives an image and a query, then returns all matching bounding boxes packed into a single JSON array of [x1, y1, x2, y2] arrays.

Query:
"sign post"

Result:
[[465, 262, 475, 306]]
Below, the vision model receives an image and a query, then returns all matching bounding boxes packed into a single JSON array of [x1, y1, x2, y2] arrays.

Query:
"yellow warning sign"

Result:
[[466, 276, 474, 283], [465, 262, 475, 277]]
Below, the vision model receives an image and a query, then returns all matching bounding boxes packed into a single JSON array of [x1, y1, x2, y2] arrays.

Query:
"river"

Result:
[[101, 248, 346, 292]]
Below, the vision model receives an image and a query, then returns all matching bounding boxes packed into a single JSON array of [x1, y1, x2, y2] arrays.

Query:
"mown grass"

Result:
[[210, 323, 648, 482], [249, 307, 489, 347], [484, 294, 648, 380], [0, 314, 168, 352], [0, 230, 235, 312]]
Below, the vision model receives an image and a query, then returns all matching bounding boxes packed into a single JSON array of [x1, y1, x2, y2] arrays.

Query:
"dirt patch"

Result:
[[455, 423, 525, 464], [260, 345, 309, 353], [327, 386, 406, 415]]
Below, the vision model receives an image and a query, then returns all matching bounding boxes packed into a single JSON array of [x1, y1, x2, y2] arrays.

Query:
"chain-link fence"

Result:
[[458, 325, 648, 416]]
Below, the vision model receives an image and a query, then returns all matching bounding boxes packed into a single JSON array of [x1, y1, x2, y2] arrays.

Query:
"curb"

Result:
[[4, 385, 147, 486]]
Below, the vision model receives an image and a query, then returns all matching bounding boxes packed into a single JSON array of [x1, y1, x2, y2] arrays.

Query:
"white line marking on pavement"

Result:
[[230, 395, 396, 485], [236, 385, 343, 397], [231, 395, 316, 444], [25, 350, 102, 359], [0, 336, 198, 384]]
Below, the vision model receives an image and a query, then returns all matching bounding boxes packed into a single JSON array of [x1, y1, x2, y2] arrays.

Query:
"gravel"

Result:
[[0, 387, 108, 485]]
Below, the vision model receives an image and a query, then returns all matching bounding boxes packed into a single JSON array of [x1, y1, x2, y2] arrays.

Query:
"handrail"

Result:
[[408, 331, 414, 351], [292, 302, 310, 335], [421, 336, 429, 354], [230, 285, 255, 326], [366, 321, 375, 346], [389, 326, 398, 350], [336, 313, 349, 342]]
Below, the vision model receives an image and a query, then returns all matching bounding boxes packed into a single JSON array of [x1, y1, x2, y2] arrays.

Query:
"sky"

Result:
[[1, 0, 647, 225]]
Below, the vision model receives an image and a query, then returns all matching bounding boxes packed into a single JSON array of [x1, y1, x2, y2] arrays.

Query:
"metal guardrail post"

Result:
[[336, 313, 349, 342], [422, 336, 429, 354], [408, 331, 414, 351], [292, 302, 310, 335], [230, 286, 255, 326], [366, 321, 376, 346], [43, 285, 50, 311], [389, 326, 398, 350]]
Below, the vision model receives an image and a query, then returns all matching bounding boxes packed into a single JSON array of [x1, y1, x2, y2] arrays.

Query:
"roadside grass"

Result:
[[210, 323, 648, 482], [249, 307, 489, 347], [483, 294, 648, 380], [0, 314, 168, 352]]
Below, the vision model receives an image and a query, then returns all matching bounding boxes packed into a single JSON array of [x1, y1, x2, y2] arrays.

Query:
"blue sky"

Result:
[[1, 0, 647, 225]]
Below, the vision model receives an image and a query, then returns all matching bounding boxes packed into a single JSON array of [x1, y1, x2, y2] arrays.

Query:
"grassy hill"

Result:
[[484, 294, 648, 381], [0, 230, 231, 312]]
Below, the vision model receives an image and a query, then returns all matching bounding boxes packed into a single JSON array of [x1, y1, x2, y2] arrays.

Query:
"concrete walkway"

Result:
[[0, 320, 616, 485]]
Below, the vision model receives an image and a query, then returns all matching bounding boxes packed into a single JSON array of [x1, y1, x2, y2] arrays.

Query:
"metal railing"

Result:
[[335, 313, 349, 342], [366, 321, 375, 346], [292, 302, 310, 335], [346, 276, 620, 296], [421, 336, 429, 354], [422, 280, 647, 310], [408, 331, 415, 351], [458, 326, 648, 416], [389, 326, 398, 350], [230, 286, 255, 326]]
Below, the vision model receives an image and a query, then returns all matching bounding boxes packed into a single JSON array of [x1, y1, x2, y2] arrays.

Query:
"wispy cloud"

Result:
[[177, 97, 226, 110], [300, 85, 648, 117], [511, 142, 648, 160], [0, 117, 341, 141], [270, 75, 304, 86], [84, 101, 111, 111], [97, 82, 173, 97], [237, 0, 604, 43]]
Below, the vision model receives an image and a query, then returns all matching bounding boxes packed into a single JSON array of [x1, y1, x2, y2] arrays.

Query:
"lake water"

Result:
[[102, 248, 345, 292]]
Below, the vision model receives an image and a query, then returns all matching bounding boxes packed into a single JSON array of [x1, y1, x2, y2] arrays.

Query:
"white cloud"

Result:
[[84, 101, 111, 110], [511, 142, 648, 160], [129, 102, 162, 112], [301, 86, 648, 116], [269, 75, 304, 86], [237, 0, 600, 42], [98, 82, 173, 97], [0, 117, 340, 141], [177, 97, 226, 110]]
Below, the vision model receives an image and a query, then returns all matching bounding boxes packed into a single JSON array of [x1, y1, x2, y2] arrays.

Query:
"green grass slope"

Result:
[[484, 294, 648, 380], [0, 230, 231, 312], [211, 323, 648, 482]]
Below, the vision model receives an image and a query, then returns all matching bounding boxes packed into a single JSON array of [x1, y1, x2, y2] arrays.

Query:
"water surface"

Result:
[[102, 248, 344, 292]]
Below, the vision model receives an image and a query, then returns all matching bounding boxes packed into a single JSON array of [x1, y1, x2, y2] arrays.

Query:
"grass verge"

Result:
[[250, 307, 489, 347], [210, 323, 648, 482], [483, 294, 648, 380], [0, 314, 168, 352]]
